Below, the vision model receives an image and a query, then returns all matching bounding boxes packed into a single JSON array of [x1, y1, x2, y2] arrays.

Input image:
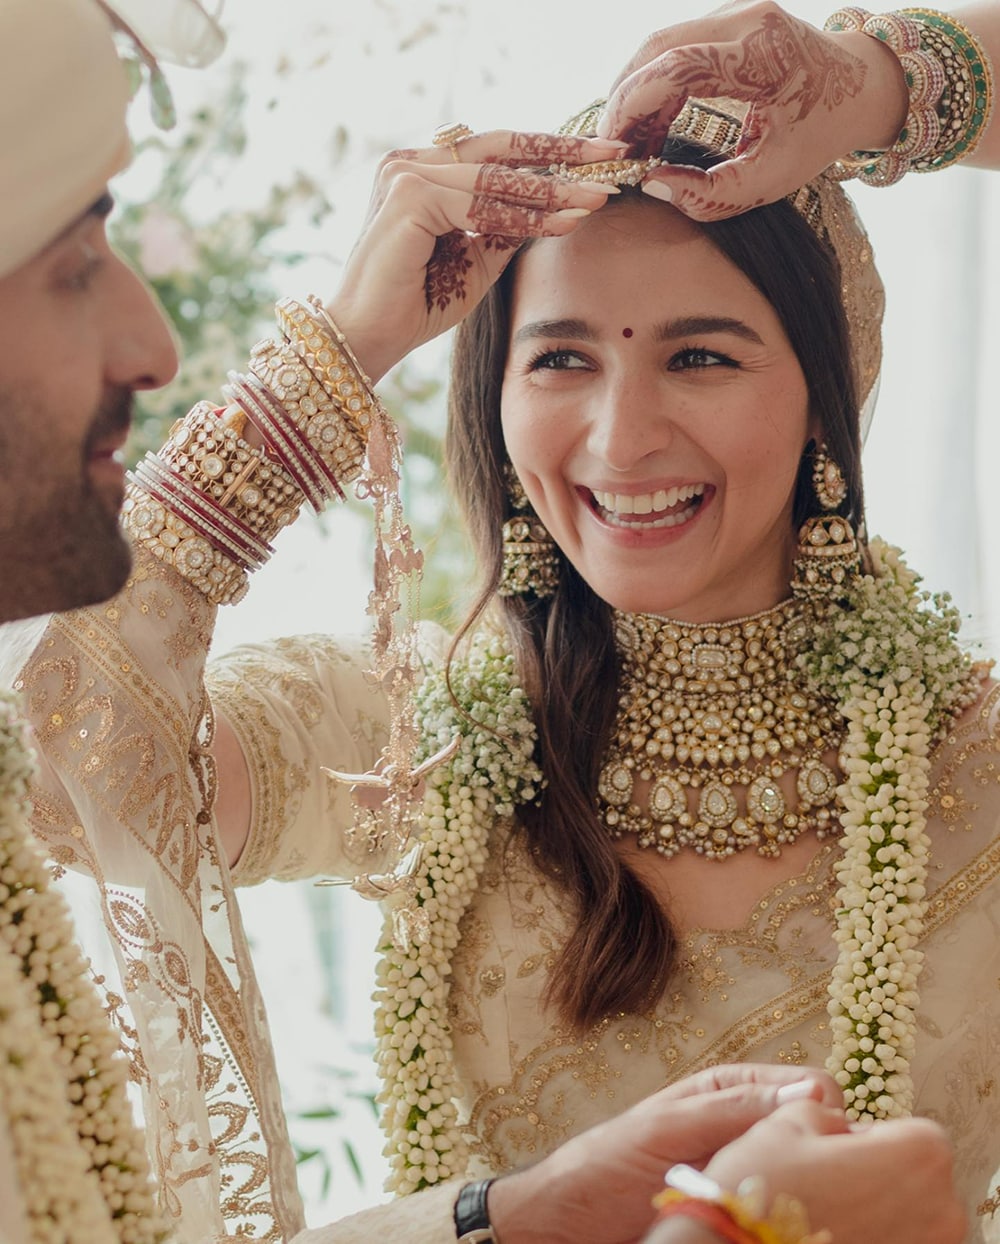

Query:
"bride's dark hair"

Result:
[[446, 141, 863, 1030]]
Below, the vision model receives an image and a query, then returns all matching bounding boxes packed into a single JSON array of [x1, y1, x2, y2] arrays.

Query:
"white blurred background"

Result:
[[116, 0, 1000, 1223]]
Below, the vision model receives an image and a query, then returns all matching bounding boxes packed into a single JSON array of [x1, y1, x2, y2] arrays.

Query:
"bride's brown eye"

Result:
[[527, 349, 589, 370], [668, 347, 737, 370]]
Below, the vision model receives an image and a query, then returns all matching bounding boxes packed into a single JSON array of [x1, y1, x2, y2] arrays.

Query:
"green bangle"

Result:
[[903, 8, 994, 169]]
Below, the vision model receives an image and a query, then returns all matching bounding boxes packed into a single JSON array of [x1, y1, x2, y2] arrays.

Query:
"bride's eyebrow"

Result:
[[509, 315, 765, 347], [510, 318, 594, 346], [657, 315, 764, 345]]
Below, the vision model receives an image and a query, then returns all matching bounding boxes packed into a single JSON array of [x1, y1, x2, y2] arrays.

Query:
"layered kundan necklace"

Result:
[[599, 599, 842, 859]]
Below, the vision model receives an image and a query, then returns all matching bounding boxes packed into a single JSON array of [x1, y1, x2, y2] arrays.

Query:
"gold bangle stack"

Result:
[[124, 299, 382, 606], [122, 492, 252, 605], [158, 401, 302, 539], [248, 336, 368, 488], [278, 296, 377, 438]]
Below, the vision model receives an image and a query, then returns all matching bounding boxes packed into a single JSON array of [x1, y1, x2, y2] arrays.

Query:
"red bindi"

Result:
[[622, 327, 633, 338]]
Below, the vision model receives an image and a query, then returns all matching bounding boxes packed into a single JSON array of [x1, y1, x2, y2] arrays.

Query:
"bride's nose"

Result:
[[585, 370, 678, 472]]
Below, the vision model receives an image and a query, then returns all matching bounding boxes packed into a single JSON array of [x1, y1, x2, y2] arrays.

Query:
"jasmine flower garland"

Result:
[[374, 630, 543, 1194], [801, 539, 986, 1120], [0, 688, 167, 1244], [374, 540, 987, 1179]]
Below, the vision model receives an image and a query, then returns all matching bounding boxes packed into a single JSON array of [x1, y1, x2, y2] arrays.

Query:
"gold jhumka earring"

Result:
[[498, 465, 560, 599], [792, 443, 860, 601], [811, 443, 848, 511]]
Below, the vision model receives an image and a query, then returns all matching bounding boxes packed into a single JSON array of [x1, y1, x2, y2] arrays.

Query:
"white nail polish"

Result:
[[555, 208, 592, 219], [642, 180, 673, 203], [776, 1079, 818, 1104]]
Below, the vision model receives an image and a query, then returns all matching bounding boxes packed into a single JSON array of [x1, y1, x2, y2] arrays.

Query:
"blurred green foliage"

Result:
[[291, 1072, 379, 1198]]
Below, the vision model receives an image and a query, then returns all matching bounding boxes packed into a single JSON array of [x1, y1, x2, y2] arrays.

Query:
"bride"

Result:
[[14, 2, 1000, 1241]]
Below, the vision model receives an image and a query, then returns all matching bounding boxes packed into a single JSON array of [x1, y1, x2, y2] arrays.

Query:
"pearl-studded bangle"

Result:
[[825, 6, 993, 182], [825, 7, 946, 185]]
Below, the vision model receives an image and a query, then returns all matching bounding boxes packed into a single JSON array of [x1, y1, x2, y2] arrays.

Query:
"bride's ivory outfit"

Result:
[[15, 544, 1000, 1243], [6, 6, 1000, 1242]]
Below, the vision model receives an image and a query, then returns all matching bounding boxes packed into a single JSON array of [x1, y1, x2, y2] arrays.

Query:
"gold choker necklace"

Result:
[[599, 599, 843, 860]]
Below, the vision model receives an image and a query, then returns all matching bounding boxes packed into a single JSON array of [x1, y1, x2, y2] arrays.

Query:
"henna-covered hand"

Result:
[[424, 231, 475, 315], [597, 0, 909, 221], [322, 129, 625, 381]]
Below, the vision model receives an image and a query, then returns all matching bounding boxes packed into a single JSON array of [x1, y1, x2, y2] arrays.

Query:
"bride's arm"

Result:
[[200, 127, 622, 869], [22, 128, 619, 881]]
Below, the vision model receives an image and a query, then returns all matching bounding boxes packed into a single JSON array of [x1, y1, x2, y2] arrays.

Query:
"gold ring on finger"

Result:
[[432, 121, 474, 163]]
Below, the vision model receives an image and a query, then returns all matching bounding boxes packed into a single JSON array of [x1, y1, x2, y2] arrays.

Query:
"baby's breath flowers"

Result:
[[0, 689, 167, 1244], [374, 631, 542, 1194], [802, 539, 986, 1120]]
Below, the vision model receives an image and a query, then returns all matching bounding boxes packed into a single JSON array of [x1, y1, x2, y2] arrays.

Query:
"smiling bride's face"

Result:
[[500, 197, 814, 623]]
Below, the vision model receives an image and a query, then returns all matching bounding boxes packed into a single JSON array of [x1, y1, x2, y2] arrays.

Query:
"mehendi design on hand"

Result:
[[617, 111, 669, 155], [469, 197, 547, 237], [424, 230, 475, 313], [475, 165, 564, 211], [669, 186, 767, 221], [733, 104, 765, 158], [729, 13, 865, 120], [483, 235, 520, 255], [494, 133, 616, 167], [616, 11, 866, 152]]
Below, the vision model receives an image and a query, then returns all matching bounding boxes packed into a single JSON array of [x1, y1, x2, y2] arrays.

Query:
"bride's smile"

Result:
[[501, 196, 813, 623]]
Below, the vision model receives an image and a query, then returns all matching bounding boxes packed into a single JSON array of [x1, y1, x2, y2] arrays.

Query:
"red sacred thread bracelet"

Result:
[[654, 1192, 762, 1244]]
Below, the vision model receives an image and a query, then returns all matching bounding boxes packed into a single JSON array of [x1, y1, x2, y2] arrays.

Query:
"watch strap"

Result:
[[454, 1178, 497, 1243]]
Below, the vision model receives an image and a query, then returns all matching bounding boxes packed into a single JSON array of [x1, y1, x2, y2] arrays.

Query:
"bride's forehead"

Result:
[[516, 201, 727, 279], [510, 204, 754, 311]]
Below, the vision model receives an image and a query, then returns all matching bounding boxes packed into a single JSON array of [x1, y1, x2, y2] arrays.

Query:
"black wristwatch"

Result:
[[454, 1178, 497, 1243]]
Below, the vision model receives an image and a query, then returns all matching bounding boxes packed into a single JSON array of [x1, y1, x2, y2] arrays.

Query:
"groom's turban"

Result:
[[0, 0, 129, 279]]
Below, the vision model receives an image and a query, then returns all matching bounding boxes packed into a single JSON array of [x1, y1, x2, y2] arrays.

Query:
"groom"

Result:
[[0, 2, 966, 1243]]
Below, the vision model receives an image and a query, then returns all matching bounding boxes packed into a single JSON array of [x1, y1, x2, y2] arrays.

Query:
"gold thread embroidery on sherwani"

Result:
[[16, 550, 304, 1241]]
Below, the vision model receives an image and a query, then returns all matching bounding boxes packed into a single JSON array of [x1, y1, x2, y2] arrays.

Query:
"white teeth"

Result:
[[591, 483, 705, 516]]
